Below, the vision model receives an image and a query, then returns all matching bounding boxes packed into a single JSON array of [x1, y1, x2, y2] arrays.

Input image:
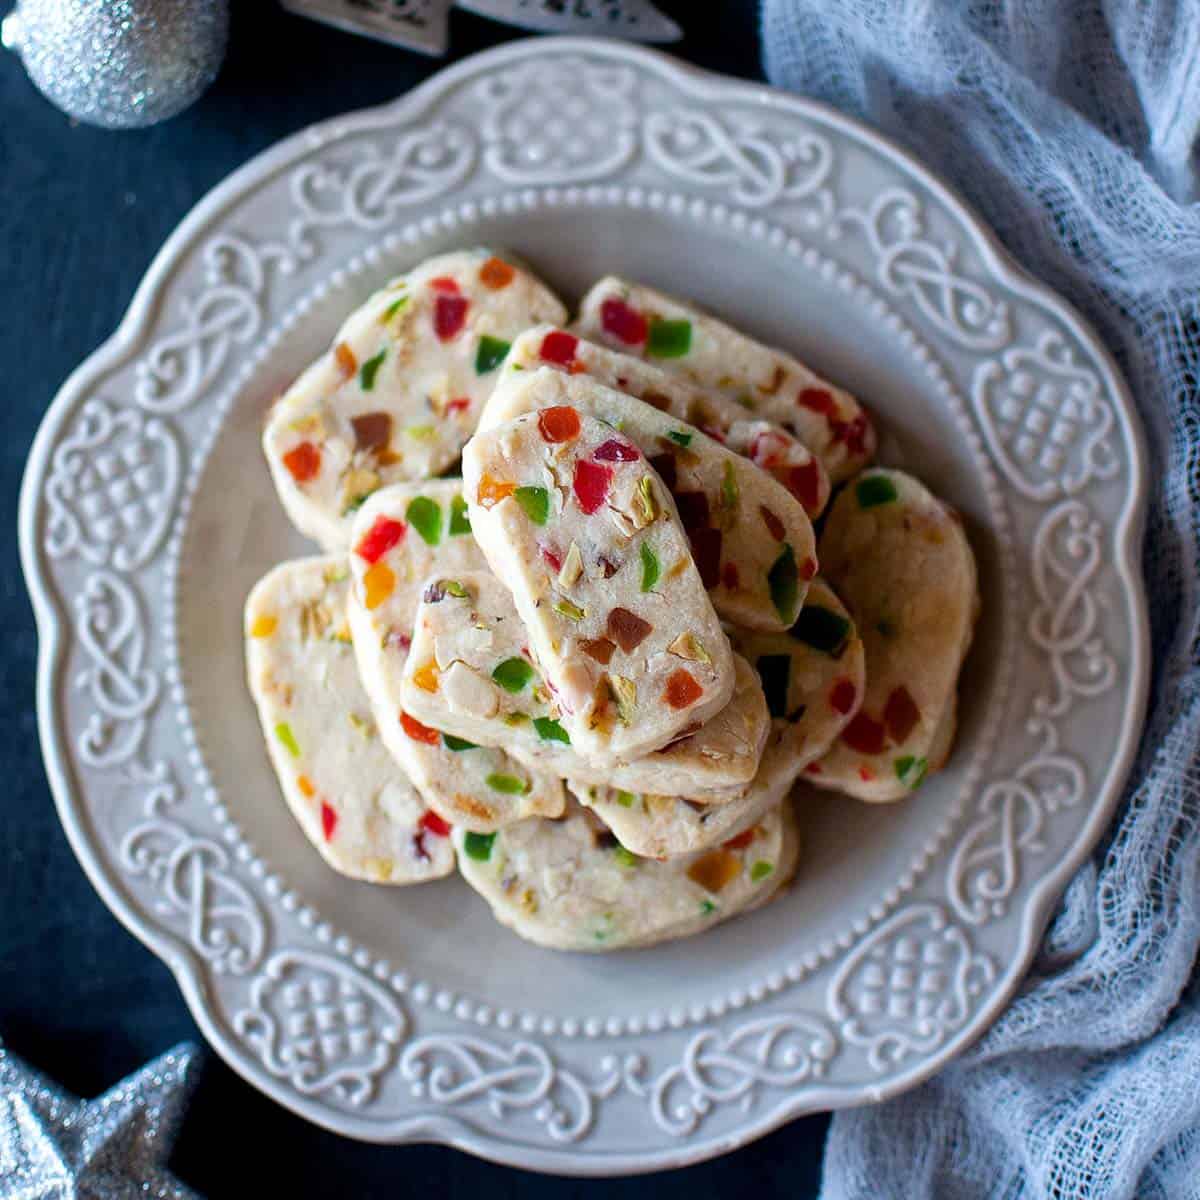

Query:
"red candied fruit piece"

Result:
[[749, 430, 787, 466], [355, 515, 406, 564], [420, 810, 451, 837], [434, 294, 469, 341], [829, 678, 857, 715], [540, 545, 563, 573], [664, 669, 703, 709], [689, 527, 723, 589], [759, 505, 785, 541], [538, 405, 581, 443], [858, 766, 876, 782], [799, 556, 817, 581], [798, 387, 835, 415], [648, 452, 677, 492], [429, 276, 460, 294], [723, 827, 756, 851], [841, 711, 885, 754], [673, 490, 710, 533], [786, 459, 822, 514], [282, 441, 321, 484], [320, 802, 337, 841], [804, 761, 823, 775], [884, 685, 921, 742], [400, 711, 440, 745], [832, 412, 873, 456], [540, 331, 579, 366], [594, 438, 639, 462], [446, 396, 470, 416], [721, 562, 740, 591], [573, 459, 612, 514], [600, 297, 648, 345]]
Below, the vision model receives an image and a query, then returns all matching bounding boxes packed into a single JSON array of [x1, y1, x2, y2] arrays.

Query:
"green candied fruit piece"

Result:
[[720, 460, 739, 510], [485, 772, 529, 795], [532, 716, 570, 744], [856, 474, 899, 508], [514, 485, 550, 526], [275, 722, 301, 758], [613, 845, 639, 868], [405, 496, 442, 546], [615, 790, 638, 808], [767, 543, 799, 623], [405, 424, 435, 439], [790, 605, 851, 656], [700, 899, 717, 915], [754, 654, 791, 720], [381, 294, 409, 322], [666, 429, 692, 447], [359, 349, 386, 391], [647, 318, 692, 359], [640, 543, 660, 592], [895, 755, 929, 788], [475, 335, 511, 374], [750, 860, 773, 882], [448, 494, 472, 536], [442, 579, 469, 598], [492, 657, 534, 693], [442, 733, 477, 751], [463, 831, 496, 861]]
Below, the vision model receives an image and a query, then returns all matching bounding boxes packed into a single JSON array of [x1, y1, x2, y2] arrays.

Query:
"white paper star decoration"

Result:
[[279, 0, 682, 57], [0, 1040, 201, 1199]]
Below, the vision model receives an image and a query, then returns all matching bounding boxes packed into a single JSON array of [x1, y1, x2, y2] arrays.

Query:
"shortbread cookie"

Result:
[[346, 481, 564, 831], [264, 250, 565, 548], [480, 367, 817, 631], [462, 408, 735, 763], [576, 277, 875, 484], [811, 470, 978, 801], [400, 571, 767, 797], [453, 798, 799, 952], [245, 557, 454, 884], [498, 325, 831, 518]]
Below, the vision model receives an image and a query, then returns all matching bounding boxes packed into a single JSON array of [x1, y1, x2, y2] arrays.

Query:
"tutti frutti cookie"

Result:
[[498, 325, 831, 519], [453, 797, 799, 952], [810, 469, 979, 801], [245, 556, 455, 884], [399, 570, 768, 799], [345, 480, 564, 831], [263, 249, 566, 549], [575, 276, 875, 485], [480, 366, 818, 631], [462, 407, 736, 764]]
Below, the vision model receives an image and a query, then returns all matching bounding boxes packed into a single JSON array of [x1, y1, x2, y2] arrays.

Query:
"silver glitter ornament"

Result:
[[279, 0, 680, 57], [2, 0, 229, 129], [0, 1039, 201, 1199]]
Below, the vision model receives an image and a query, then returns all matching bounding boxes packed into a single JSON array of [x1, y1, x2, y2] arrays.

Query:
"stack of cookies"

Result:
[[246, 250, 979, 952]]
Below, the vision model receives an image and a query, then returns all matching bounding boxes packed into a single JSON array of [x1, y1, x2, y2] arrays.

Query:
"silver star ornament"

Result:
[[0, 1041, 201, 1199]]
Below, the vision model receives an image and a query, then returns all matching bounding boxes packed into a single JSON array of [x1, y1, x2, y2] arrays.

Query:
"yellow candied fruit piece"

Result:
[[687, 849, 742, 893], [363, 562, 396, 610], [412, 660, 440, 693], [250, 614, 277, 638], [477, 474, 516, 509], [297, 775, 316, 798]]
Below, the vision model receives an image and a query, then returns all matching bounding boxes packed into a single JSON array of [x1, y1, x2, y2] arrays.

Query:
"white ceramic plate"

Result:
[[20, 38, 1148, 1175]]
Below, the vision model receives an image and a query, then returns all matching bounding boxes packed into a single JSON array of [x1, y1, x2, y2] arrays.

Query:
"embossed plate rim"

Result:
[[20, 37, 1149, 1174]]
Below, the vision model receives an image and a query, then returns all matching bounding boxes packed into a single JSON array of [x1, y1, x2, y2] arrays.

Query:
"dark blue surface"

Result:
[[0, 3, 828, 1193]]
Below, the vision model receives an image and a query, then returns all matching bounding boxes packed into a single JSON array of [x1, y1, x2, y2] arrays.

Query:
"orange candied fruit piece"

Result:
[[412, 660, 440, 693], [250, 614, 277, 639], [476, 474, 516, 509], [687, 849, 742, 893], [479, 256, 516, 290], [400, 711, 440, 745], [334, 341, 357, 377], [282, 441, 321, 483], [362, 562, 396, 610], [664, 668, 703, 709], [297, 775, 316, 798], [537, 405, 581, 444]]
